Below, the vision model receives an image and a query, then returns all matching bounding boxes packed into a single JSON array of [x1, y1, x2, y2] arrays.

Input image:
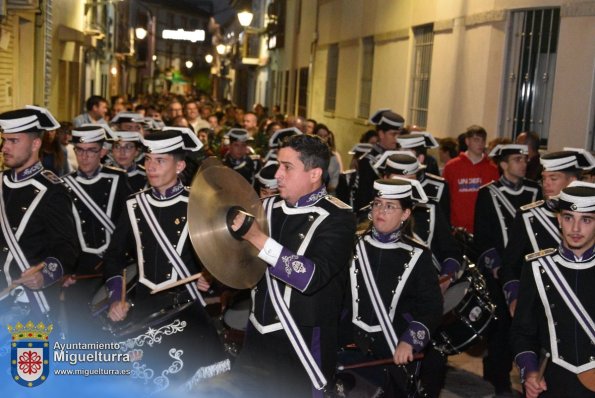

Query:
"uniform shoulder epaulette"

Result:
[[325, 195, 352, 210], [425, 173, 445, 182], [524, 247, 556, 262], [520, 200, 545, 211], [103, 165, 127, 174], [40, 170, 62, 184], [403, 234, 429, 249], [480, 180, 496, 190], [132, 187, 153, 197], [341, 169, 356, 176]]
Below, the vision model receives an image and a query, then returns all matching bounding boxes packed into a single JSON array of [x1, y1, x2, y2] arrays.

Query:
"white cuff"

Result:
[[258, 238, 283, 266]]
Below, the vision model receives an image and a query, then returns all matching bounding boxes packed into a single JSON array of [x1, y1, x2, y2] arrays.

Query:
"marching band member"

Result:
[[354, 109, 405, 215], [103, 127, 227, 390], [0, 106, 78, 323], [473, 144, 542, 396], [110, 130, 147, 192], [348, 178, 443, 396], [501, 149, 595, 316], [511, 181, 595, 398], [230, 134, 356, 397], [61, 124, 132, 337], [375, 151, 462, 279]]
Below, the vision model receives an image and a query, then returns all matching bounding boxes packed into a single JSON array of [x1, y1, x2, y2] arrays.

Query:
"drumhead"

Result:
[[223, 298, 251, 331], [442, 281, 470, 314]]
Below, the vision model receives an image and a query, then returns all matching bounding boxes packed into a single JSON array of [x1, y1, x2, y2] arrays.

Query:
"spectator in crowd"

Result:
[[73, 95, 109, 127], [442, 125, 499, 232], [314, 124, 343, 193]]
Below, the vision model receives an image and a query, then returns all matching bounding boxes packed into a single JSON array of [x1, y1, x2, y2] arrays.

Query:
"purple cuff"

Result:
[[478, 248, 502, 270], [40, 257, 64, 288], [269, 247, 315, 292], [503, 280, 520, 305], [440, 258, 461, 276], [515, 351, 539, 383], [106, 276, 123, 306], [400, 321, 430, 352]]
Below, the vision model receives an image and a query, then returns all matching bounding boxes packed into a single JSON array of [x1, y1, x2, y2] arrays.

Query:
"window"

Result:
[[324, 44, 339, 112], [409, 24, 434, 129], [358, 36, 374, 119], [501, 8, 560, 144]]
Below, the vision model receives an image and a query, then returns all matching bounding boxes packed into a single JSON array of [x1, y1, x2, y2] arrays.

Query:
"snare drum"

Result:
[[116, 299, 229, 393], [432, 272, 496, 355], [220, 297, 250, 356]]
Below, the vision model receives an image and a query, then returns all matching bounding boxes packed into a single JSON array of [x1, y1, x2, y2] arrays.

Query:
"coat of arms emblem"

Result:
[[8, 321, 53, 387]]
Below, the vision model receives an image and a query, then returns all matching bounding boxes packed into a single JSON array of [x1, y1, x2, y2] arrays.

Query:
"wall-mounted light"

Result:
[[205, 54, 213, 64], [152, 55, 157, 61], [237, 10, 254, 27], [216, 43, 226, 55], [135, 27, 148, 40], [110, 66, 118, 76], [185, 60, 194, 69]]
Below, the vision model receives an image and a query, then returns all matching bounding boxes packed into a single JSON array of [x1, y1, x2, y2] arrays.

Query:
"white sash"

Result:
[[256, 197, 327, 390], [355, 239, 400, 353], [0, 173, 50, 313], [538, 255, 595, 342], [63, 175, 115, 234], [136, 193, 205, 306]]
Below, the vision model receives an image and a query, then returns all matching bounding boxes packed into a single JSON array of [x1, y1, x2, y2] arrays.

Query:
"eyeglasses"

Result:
[[113, 144, 136, 152], [73, 147, 101, 156], [371, 201, 402, 213]]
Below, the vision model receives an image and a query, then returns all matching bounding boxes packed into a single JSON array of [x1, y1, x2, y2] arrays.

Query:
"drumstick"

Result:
[[0, 262, 47, 297], [61, 273, 103, 281], [537, 352, 550, 382], [120, 268, 127, 305], [150, 273, 202, 295], [337, 353, 424, 371]]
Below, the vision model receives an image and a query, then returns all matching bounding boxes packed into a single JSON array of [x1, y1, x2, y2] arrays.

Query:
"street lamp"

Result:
[[135, 27, 148, 40], [205, 54, 213, 64], [216, 43, 227, 55], [237, 10, 254, 28], [185, 60, 193, 69]]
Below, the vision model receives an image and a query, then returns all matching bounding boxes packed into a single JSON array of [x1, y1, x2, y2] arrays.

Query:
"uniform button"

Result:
[[550, 303, 555, 309], [298, 233, 305, 240], [590, 356, 595, 362], [556, 338, 561, 343], [2, 247, 8, 252], [559, 355, 564, 360], [308, 215, 314, 222], [356, 316, 361, 321], [21, 206, 27, 211], [100, 227, 105, 231], [355, 298, 360, 302], [165, 273, 171, 278], [545, 285, 551, 290], [274, 315, 279, 321], [398, 276, 402, 281]]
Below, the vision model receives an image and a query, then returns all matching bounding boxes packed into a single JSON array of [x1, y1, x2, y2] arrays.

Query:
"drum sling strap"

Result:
[[63, 175, 115, 234], [355, 238, 417, 354], [0, 172, 50, 313], [260, 197, 327, 390], [537, 256, 595, 344], [136, 193, 205, 307]]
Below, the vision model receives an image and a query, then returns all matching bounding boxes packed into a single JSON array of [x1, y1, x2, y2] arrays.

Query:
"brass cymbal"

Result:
[[188, 166, 268, 289], [199, 156, 223, 172]]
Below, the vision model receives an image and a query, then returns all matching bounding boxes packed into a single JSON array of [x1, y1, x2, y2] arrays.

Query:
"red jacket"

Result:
[[443, 152, 499, 232]]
